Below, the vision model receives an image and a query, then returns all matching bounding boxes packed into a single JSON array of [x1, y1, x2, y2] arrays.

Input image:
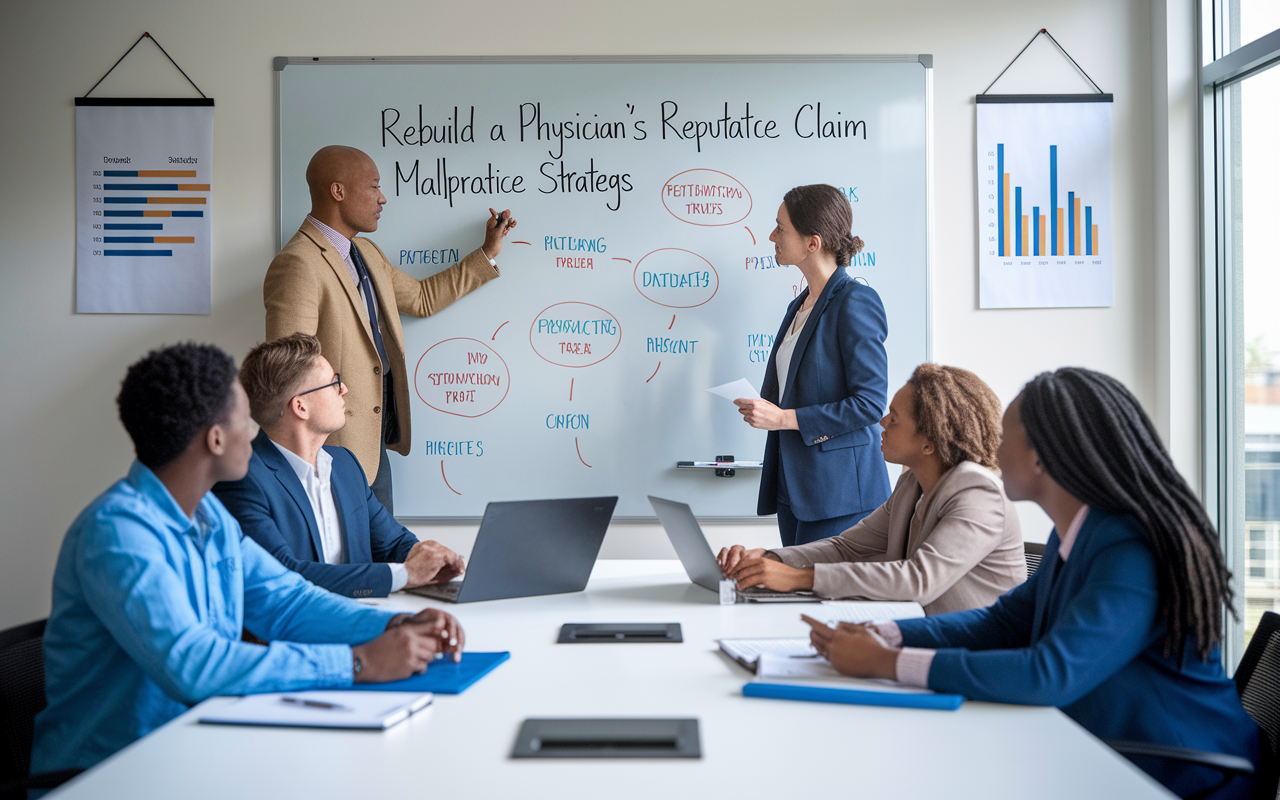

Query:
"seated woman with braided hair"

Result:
[[718, 363, 1026, 614], [804, 367, 1259, 799]]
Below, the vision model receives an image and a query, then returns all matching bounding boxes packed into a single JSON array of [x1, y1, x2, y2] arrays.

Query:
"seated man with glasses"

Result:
[[32, 342, 463, 780], [214, 333, 464, 598]]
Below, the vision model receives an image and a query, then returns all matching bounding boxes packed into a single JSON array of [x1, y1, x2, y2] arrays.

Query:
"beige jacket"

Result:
[[771, 461, 1026, 614], [264, 220, 499, 481]]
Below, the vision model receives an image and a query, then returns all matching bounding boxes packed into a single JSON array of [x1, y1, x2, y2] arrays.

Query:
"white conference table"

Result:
[[51, 560, 1173, 799]]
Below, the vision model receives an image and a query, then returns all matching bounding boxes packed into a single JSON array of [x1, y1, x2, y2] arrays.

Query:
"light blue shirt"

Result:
[[31, 461, 399, 775]]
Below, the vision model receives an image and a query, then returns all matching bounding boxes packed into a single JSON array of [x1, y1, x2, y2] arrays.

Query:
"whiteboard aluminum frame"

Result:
[[273, 54, 934, 524]]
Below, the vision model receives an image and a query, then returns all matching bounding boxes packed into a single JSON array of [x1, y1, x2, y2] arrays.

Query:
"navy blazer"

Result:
[[898, 509, 1260, 799], [213, 431, 418, 598], [757, 269, 892, 519]]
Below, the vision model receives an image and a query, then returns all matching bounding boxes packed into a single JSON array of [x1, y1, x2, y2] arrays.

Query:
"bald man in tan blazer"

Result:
[[265, 145, 516, 513]]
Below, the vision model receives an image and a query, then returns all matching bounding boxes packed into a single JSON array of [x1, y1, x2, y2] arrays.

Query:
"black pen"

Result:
[[280, 696, 349, 711]]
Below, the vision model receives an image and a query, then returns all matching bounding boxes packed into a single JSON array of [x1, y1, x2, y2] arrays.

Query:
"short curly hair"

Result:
[[909, 363, 1003, 472], [116, 343, 240, 470]]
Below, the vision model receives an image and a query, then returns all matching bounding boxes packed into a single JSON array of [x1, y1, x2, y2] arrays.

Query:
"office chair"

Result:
[[1107, 611, 1280, 800], [1023, 542, 1045, 578], [0, 619, 83, 800]]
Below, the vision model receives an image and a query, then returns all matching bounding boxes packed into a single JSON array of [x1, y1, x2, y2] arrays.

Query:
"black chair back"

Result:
[[1023, 542, 1045, 578], [1234, 611, 1280, 799], [0, 619, 46, 789]]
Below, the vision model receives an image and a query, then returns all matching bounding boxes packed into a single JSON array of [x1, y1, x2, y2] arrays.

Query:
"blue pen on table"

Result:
[[280, 696, 350, 711]]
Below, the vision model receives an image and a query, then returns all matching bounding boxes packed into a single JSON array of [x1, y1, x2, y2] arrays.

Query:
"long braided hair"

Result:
[[1018, 367, 1233, 659]]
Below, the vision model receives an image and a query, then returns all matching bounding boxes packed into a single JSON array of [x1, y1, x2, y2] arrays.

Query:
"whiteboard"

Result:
[[276, 56, 932, 520]]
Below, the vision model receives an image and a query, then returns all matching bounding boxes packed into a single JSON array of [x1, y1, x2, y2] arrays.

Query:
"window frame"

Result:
[[1202, 0, 1280, 668]]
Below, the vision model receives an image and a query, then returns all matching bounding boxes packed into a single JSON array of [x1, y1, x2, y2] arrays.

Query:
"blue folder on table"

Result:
[[743, 681, 964, 711], [345, 651, 510, 695]]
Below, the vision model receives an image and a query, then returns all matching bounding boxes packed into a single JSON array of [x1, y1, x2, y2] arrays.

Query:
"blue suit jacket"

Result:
[[757, 269, 891, 519], [213, 431, 418, 598], [898, 508, 1260, 799]]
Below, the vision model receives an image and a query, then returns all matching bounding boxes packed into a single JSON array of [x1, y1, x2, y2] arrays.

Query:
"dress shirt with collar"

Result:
[[877, 504, 1092, 686], [269, 438, 408, 591], [305, 214, 498, 295], [30, 461, 399, 776]]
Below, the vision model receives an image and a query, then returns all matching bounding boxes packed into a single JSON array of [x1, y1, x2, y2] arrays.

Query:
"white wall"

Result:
[[1, 0, 1187, 629]]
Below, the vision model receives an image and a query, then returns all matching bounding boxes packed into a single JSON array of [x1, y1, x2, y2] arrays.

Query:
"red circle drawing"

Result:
[[660, 168, 753, 227], [633, 249, 720, 309], [528, 301, 623, 368], [413, 338, 510, 417]]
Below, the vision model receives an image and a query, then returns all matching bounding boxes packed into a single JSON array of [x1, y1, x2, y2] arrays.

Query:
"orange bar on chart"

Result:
[[1057, 209, 1065, 255], [137, 170, 197, 178], [175, 184, 211, 191], [1021, 216, 1029, 256], [1003, 173, 1011, 258], [1092, 225, 1099, 256], [1039, 215, 1047, 255], [154, 237, 196, 244], [1073, 197, 1082, 255], [147, 197, 205, 204]]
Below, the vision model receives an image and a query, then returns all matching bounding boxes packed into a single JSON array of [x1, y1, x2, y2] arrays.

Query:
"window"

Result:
[[1205, 5, 1280, 664]]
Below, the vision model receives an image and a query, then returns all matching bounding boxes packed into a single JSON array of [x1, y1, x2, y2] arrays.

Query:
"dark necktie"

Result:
[[348, 241, 399, 445], [347, 241, 390, 374]]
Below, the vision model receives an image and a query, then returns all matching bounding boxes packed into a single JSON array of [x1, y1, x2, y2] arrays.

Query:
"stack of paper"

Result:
[[718, 638, 814, 671], [816, 601, 925, 624]]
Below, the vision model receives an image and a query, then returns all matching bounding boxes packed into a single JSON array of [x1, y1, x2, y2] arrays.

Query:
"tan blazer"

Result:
[[770, 460, 1026, 614], [264, 220, 499, 481]]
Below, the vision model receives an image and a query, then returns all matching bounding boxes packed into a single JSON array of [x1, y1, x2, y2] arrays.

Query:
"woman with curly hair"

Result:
[[805, 367, 1258, 799], [719, 363, 1026, 614]]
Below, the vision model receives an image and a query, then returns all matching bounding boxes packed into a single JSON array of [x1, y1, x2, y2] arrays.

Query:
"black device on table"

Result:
[[407, 496, 616, 603]]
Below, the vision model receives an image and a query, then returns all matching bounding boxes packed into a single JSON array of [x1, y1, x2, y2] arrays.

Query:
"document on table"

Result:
[[754, 654, 932, 695], [199, 691, 432, 730], [719, 637, 815, 671], [816, 601, 925, 624], [706, 379, 762, 402]]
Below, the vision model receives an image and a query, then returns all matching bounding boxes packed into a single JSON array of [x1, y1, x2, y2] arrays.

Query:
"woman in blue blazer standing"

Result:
[[805, 368, 1259, 799], [735, 184, 892, 546]]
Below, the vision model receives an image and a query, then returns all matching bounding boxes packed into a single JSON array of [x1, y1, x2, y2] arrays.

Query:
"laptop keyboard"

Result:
[[408, 580, 463, 599]]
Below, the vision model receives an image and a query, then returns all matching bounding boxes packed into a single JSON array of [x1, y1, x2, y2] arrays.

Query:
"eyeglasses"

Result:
[[296, 374, 342, 397]]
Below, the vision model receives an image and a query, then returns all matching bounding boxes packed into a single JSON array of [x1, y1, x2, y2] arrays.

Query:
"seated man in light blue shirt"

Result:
[[214, 333, 464, 597], [31, 343, 464, 779]]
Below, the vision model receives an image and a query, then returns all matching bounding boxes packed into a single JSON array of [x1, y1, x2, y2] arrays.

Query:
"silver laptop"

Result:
[[407, 497, 617, 603], [647, 496, 819, 603]]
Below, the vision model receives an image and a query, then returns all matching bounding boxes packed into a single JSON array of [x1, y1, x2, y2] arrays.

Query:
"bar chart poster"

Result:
[[976, 97, 1112, 308], [75, 99, 213, 313]]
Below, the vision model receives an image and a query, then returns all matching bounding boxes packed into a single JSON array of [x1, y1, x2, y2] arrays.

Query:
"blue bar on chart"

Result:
[[1086, 206, 1093, 255], [1033, 207, 1040, 256], [1050, 146, 1058, 256], [103, 210, 204, 217], [104, 250, 173, 257], [1068, 191, 1075, 256], [104, 224, 163, 230], [997, 144, 1005, 257], [104, 236, 194, 244], [1015, 186, 1022, 256]]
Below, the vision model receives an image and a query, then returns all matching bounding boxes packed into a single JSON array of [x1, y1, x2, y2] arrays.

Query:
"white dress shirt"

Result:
[[270, 439, 408, 591], [773, 304, 814, 403]]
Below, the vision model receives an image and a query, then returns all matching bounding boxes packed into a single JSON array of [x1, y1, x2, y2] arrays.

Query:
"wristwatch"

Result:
[[352, 652, 363, 677]]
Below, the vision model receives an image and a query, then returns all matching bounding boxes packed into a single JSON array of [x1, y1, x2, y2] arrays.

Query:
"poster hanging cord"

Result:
[[83, 32, 207, 99], [981, 29, 1104, 95]]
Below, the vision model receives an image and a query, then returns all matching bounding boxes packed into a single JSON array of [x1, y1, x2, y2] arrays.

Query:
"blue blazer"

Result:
[[213, 431, 418, 598], [757, 269, 891, 519], [897, 508, 1260, 799]]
